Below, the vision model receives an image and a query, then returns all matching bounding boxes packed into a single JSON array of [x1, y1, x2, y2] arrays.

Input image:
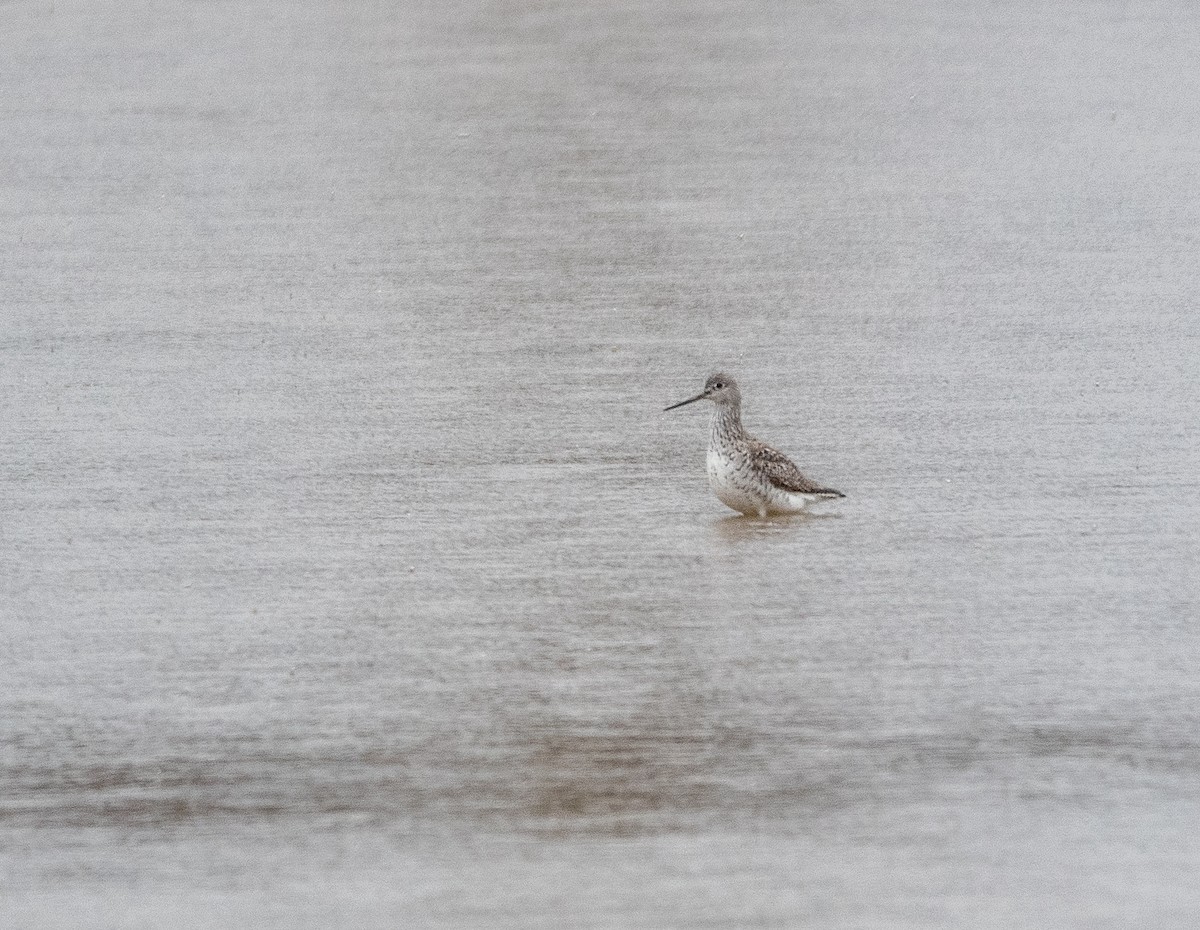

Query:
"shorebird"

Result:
[[665, 373, 844, 517]]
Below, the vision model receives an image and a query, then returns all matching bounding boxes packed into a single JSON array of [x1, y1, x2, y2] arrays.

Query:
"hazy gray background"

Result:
[[2, 1, 1198, 927]]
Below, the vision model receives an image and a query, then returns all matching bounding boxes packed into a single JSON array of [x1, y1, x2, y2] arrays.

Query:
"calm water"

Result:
[[3, 1, 1199, 927]]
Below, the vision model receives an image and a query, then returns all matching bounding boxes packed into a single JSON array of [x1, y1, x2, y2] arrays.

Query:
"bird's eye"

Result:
[[714, 382, 724, 389]]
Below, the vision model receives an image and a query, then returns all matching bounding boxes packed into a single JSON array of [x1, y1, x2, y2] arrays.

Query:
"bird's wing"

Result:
[[748, 440, 844, 497]]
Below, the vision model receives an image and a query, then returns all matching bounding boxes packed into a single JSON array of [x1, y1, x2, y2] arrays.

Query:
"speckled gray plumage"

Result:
[[710, 403, 843, 498], [667, 372, 844, 515]]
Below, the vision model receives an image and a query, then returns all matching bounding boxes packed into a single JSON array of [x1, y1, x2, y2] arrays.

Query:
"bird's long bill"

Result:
[[664, 392, 706, 411]]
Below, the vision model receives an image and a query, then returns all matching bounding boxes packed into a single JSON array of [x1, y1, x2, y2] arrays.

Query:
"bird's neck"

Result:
[[710, 403, 746, 446]]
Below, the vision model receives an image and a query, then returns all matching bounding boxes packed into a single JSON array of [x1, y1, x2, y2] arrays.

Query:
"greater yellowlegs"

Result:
[[665, 373, 844, 517]]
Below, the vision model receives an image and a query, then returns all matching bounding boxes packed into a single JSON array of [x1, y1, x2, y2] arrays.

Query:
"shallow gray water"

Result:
[[3, 1, 1199, 927]]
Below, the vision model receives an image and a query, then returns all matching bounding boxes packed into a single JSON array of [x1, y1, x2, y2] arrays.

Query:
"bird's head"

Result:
[[664, 372, 741, 411]]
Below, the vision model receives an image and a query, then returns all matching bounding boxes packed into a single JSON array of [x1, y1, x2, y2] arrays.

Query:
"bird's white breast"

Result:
[[707, 448, 767, 515], [706, 448, 813, 516]]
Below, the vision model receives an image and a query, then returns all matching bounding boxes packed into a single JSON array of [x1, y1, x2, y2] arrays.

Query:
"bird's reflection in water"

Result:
[[712, 511, 838, 544]]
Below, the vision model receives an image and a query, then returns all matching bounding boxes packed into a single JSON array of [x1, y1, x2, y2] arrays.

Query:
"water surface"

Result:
[[3, 1, 1199, 927]]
